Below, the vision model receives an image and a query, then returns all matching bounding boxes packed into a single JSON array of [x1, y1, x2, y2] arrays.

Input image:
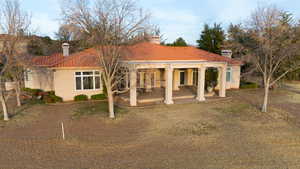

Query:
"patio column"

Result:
[[125, 72, 129, 89], [219, 66, 227, 97], [164, 65, 174, 105], [130, 68, 137, 106], [145, 70, 152, 92], [187, 69, 193, 86], [173, 69, 179, 91], [196, 67, 206, 101]]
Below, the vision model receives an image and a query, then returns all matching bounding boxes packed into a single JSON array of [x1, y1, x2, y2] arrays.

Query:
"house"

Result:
[[26, 37, 242, 106]]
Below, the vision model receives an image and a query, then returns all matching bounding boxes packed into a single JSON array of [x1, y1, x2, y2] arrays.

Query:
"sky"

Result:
[[21, 0, 300, 45]]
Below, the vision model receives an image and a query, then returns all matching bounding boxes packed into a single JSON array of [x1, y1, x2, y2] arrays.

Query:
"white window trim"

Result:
[[74, 70, 103, 91]]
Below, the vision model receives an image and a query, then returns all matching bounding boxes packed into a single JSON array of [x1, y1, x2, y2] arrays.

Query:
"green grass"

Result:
[[72, 101, 128, 119]]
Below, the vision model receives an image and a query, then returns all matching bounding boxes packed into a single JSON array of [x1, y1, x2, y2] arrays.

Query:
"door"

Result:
[[180, 71, 185, 85]]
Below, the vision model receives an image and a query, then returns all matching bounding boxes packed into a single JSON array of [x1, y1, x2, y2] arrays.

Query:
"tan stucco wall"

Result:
[[5, 82, 16, 91], [215, 65, 241, 89], [25, 69, 54, 91], [53, 69, 103, 101], [136, 66, 241, 91], [227, 65, 241, 89]]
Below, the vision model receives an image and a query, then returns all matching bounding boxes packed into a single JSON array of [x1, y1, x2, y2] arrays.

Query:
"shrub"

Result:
[[43, 95, 63, 103], [240, 81, 258, 89], [22, 88, 44, 96], [42, 91, 63, 103], [91, 93, 106, 100], [51, 95, 63, 103], [48, 91, 55, 95], [74, 94, 88, 101]]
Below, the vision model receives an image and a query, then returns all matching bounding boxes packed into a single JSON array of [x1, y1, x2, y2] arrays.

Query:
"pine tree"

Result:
[[196, 23, 225, 54], [166, 37, 188, 46]]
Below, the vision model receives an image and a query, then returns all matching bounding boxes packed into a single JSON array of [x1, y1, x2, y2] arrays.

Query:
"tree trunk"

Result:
[[262, 83, 269, 113], [15, 81, 21, 107], [0, 91, 9, 121], [106, 86, 115, 118]]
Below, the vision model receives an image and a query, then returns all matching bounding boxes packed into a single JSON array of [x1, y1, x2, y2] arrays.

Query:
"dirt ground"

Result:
[[1, 88, 300, 169]]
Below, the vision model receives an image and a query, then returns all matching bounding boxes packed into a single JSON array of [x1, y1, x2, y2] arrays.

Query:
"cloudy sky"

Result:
[[21, 0, 300, 45]]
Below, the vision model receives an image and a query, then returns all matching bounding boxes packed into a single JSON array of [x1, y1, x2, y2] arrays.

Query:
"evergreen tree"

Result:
[[196, 23, 225, 54], [167, 37, 188, 46]]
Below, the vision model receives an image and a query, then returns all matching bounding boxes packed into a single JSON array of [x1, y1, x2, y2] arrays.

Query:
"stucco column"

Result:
[[164, 65, 174, 105], [125, 72, 129, 89], [173, 69, 179, 91], [130, 68, 137, 106], [155, 70, 161, 88], [187, 69, 193, 86], [196, 67, 206, 101], [219, 66, 227, 97], [145, 70, 152, 92]]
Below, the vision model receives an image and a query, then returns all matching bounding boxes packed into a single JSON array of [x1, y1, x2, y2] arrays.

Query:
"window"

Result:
[[24, 70, 32, 81], [75, 71, 101, 90], [226, 67, 232, 82]]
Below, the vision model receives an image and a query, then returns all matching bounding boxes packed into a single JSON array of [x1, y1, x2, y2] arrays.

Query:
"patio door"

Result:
[[179, 71, 185, 85]]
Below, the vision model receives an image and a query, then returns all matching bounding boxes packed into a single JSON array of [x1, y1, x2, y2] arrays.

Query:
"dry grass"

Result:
[[1, 88, 300, 168]]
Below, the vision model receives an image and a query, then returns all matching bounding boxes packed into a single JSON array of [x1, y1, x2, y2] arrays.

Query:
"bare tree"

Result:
[[0, 0, 31, 120], [242, 5, 300, 112], [61, 0, 151, 118], [55, 24, 82, 41]]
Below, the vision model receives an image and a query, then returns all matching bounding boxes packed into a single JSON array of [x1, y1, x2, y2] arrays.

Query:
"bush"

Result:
[[22, 88, 44, 96], [74, 94, 88, 101], [48, 91, 55, 95], [43, 94, 63, 103], [240, 81, 258, 89], [91, 93, 106, 100]]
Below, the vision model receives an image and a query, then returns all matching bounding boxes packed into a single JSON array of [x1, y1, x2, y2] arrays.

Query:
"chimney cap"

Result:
[[149, 35, 160, 44], [221, 50, 232, 58], [62, 42, 70, 47]]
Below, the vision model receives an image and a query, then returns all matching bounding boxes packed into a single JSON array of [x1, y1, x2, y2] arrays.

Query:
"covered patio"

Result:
[[119, 61, 228, 106], [118, 86, 218, 105]]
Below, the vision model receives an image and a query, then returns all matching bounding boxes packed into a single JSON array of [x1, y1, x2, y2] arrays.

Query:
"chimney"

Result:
[[62, 43, 70, 57], [221, 50, 232, 58], [149, 35, 160, 44]]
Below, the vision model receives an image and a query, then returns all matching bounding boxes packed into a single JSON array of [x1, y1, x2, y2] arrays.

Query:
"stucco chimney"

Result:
[[149, 35, 160, 44], [221, 50, 232, 58], [62, 43, 70, 57]]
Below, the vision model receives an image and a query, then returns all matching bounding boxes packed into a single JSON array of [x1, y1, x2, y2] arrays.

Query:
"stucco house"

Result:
[[26, 37, 242, 106]]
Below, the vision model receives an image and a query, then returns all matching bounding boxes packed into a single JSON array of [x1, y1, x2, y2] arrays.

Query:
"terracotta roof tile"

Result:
[[32, 42, 242, 68]]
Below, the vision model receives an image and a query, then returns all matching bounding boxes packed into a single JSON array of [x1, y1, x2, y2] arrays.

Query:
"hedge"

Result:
[[43, 94, 63, 103], [22, 88, 44, 96], [22, 88, 63, 103], [74, 94, 88, 101], [240, 81, 258, 89], [91, 93, 106, 100]]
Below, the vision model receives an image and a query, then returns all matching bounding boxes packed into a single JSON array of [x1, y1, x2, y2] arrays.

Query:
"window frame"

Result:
[[24, 70, 32, 81], [74, 70, 102, 91], [226, 67, 232, 82]]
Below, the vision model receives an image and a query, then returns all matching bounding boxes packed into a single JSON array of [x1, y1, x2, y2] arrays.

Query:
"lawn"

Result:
[[0, 88, 300, 169]]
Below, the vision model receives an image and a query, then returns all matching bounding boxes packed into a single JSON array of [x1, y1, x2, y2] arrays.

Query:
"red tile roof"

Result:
[[32, 42, 242, 68]]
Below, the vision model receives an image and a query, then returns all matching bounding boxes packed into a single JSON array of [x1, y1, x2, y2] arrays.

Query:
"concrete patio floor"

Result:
[[118, 86, 217, 105]]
